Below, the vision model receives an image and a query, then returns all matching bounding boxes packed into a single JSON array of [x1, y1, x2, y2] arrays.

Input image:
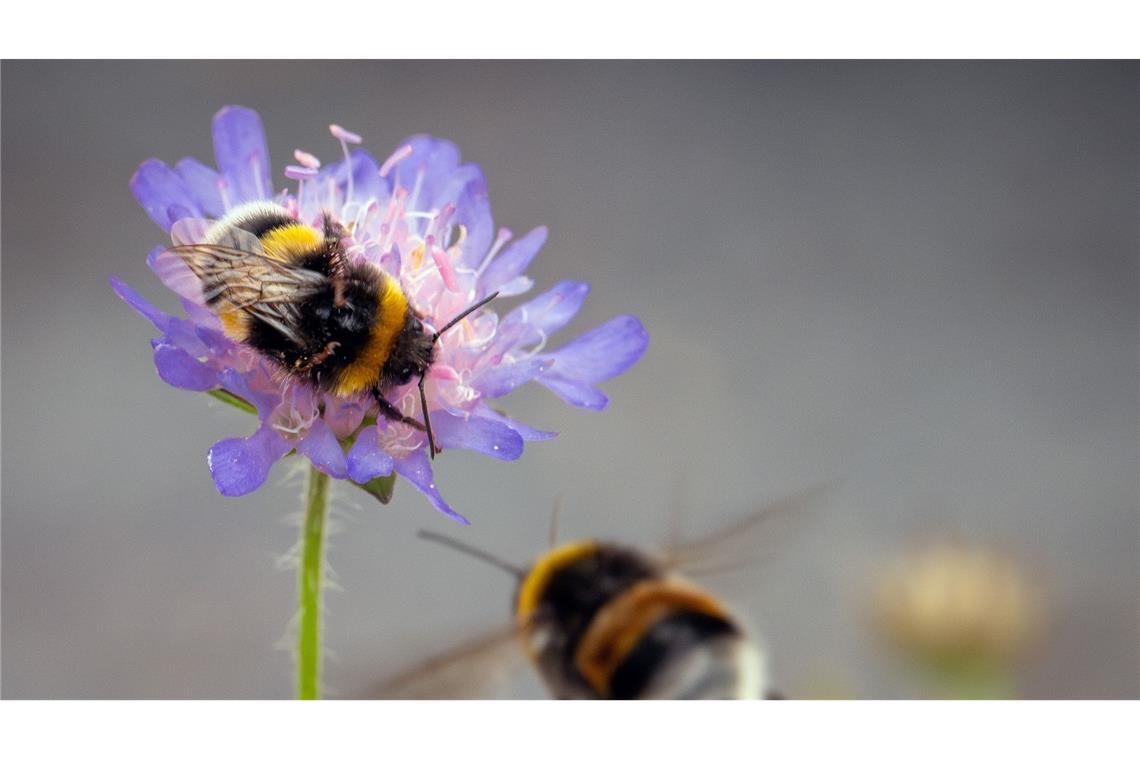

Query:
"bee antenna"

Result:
[[419, 291, 498, 459], [417, 531, 524, 579], [418, 373, 438, 460], [431, 291, 500, 344]]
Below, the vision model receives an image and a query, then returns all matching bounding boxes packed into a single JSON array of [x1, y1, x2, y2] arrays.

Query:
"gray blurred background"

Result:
[[2, 61, 1137, 699]]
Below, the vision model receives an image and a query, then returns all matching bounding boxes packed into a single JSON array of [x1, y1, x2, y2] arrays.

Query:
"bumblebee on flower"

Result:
[[114, 106, 648, 524]]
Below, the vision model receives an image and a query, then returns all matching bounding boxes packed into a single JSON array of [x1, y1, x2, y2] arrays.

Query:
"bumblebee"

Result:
[[167, 201, 498, 456], [508, 539, 765, 699], [373, 492, 821, 699]]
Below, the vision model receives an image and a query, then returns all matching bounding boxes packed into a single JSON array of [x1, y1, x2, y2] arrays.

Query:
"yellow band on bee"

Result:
[[332, 279, 410, 396], [574, 579, 729, 697], [259, 224, 323, 263], [516, 541, 597, 628]]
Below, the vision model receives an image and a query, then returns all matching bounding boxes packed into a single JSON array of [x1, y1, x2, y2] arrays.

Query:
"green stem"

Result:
[[297, 465, 330, 700]]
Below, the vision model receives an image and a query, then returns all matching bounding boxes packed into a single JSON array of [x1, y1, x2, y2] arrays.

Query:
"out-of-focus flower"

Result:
[[112, 106, 649, 522], [873, 542, 1044, 673]]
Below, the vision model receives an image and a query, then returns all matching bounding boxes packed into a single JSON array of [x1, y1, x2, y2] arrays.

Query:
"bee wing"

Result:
[[366, 626, 526, 699], [158, 218, 274, 306], [161, 218, 328, 345], [662, 483, 833, 579]]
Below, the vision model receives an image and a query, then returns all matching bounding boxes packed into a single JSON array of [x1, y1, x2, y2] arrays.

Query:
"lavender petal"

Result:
[[130, 159, 203, 232], [153, 342, 218, 391], [472, 355, 552, 399], [393, 450, 469, 525], [346, 425, 395, 483], [542, 315, 649, 384], [479, 226, 547, 296], [296, 419, 348, 479], [174, 157, 226, 217], [534, 375, 611, 410], [208, 425, 292, 497], [472, 405, 558, 442], [110, 276, 171, 332], [212, 106, 272, 205], [498, 280, 591, 347], [432, 412, 524, 461]]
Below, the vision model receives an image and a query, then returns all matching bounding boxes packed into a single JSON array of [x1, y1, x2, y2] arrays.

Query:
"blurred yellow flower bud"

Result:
[[874, 542, 1044, 670]]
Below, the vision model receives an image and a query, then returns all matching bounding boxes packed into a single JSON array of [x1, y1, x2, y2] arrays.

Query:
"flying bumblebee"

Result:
[[374, 490, 821, 700], [165, 201, 498, 457]]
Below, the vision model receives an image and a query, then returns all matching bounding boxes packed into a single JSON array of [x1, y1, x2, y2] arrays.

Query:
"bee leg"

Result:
[[372, 390, 427, 433]]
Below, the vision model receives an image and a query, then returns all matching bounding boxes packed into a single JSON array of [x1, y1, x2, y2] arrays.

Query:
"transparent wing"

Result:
[[170, 216, 264, 253], [662, 483, 834, 579], [365, 626, 525, 700], [161, 218, 327, 345]]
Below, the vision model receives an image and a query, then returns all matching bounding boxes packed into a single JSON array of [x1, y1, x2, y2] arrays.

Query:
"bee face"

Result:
[[380, 314, 436, 387]]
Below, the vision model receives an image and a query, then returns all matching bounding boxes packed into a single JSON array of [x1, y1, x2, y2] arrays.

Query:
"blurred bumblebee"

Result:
[[375, 491, 819, 700], [165, 201, 498, 457]]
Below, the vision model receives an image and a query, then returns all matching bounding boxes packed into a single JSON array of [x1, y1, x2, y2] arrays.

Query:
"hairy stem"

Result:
[[297, 465, 330, 699]]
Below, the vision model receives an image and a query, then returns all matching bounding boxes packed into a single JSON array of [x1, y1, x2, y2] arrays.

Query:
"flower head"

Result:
[[113, 106, 649, 523], [873, 542, 1044, 669]]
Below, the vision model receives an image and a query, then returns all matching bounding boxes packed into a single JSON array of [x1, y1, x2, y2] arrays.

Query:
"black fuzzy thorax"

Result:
[[245, 255, 385, 391]]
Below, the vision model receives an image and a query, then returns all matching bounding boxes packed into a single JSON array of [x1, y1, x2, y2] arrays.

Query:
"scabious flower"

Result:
[[113, 106, 648, 523]]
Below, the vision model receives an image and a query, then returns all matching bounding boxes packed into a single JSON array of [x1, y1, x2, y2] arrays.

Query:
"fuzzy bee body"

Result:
[[168, 201, 490, 451], [379, 492, 824, 699], [188, 202, 431, 395], [516, 542, 764, 699]]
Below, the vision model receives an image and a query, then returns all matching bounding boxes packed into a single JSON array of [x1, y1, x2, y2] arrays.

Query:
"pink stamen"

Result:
[[431, 239, 460, 292], [380, 144, 413, 179], [429, 364, 461, 381], [329, 124, 362, 144], [329, 124, 359, 202], [293, 149, 321, 169], [434, 203, 456, 239], [285, 165, 319, 181]]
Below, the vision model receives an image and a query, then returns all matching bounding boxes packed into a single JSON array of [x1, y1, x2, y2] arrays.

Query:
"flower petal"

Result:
[[535, 315, 649, 410], [218, 368, 280, 420], [497, 280, 590, 350], [147, 246, 204, 303], [153, 342, 217, 391], [479, 226, 547, 297], [317, 148, 388, 209], [393, 135, 493, 266], [208, 425, 291, 497], [534, 375, 611, 410], [346, 425, 395, 483], [296, 419, 348, 479], [445, 166, 494, 269], [493, 276, 534, 298], [472, 406, 558, 442], [542, 315, 649, 385], [322, 396, 367, 439], [212, 106, 272, 205], [130, 159, 203, 231], [174, 157, 226, 218], [472, 356, 552, 399], [432, 412, 524, 461], [394, 449, 468, 524], [393, 134, 460, 202], [110, 276, 171, 332]]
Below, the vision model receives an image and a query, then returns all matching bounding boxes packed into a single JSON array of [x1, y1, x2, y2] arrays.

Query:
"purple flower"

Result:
[[113, 106, 649, 523]]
